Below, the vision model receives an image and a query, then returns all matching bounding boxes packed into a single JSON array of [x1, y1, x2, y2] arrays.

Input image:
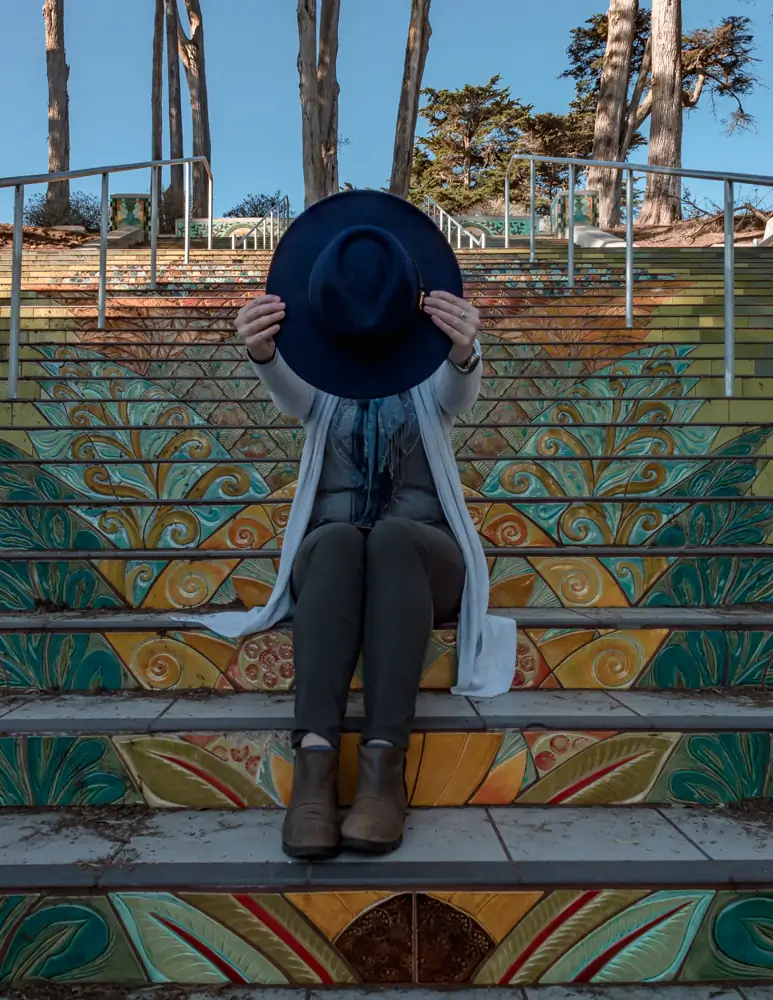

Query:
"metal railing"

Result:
[[231, 195, 291, 251], [506, 153, 773, 398], [1, 155, 213, 399], [422, 195, 487, 249]]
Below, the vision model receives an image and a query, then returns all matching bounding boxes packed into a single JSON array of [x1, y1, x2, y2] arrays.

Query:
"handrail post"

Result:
[[231, 233, 236, 250], [625, 169, 634, 329], [207, 170, 214, 251], [724, 178, 735, 397], [270, 209, 275, 251], [149, 165, 159, 291], [8, 184, 24, 400], [184, 160, 192, 264], [98, 172, 109, 329], [567, 163, 575, 288], [504, 169, 511, 250], [529, 159, 536, 263]]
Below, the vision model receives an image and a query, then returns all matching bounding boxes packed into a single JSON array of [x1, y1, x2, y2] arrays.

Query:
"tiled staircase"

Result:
[[0, 242, 773, 990]]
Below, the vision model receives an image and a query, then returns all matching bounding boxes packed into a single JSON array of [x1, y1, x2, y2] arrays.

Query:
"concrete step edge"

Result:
[[0, 805, 771, 890], [0, 688, 771, 735], [1, 607, 770, 631]]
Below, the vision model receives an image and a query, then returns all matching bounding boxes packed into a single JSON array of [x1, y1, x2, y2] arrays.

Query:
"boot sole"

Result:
[[282, 840, 341, 861], [341, 835, 404, 855]]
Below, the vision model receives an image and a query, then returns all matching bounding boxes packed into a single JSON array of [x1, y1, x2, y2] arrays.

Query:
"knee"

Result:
[[307, 522, 365, 562], [367, 518, 424, 566], [297, 523, 366, 582]]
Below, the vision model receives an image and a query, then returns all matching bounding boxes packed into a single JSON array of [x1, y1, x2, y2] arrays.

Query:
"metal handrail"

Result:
[[230, 195, 291, 251], [422, 195, 487, 250], [3, 155, 214, 399], [506, 153, 773, 398]]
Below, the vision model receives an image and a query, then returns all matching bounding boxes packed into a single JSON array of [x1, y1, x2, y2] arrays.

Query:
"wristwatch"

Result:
[[448, 348, 481, 374]]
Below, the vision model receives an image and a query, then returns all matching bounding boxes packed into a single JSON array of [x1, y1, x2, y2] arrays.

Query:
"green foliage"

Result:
[[562, 10, 758, 133], [23, 191, 103, 231], [683, 16, 758, 132], [224, 190, 285, 218], [408, 75, 593, 216], [562, 9, 651, 101]]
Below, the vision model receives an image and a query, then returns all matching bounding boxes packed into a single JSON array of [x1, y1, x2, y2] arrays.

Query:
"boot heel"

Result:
[[282, 748, 341, 859]]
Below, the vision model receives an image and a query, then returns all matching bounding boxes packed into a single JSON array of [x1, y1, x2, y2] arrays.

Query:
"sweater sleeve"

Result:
[[248, 349, 316, 420], [431, 344, 483, 417]]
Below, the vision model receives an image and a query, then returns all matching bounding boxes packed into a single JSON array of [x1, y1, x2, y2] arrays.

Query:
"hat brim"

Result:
[[266, 190, 463, 399]]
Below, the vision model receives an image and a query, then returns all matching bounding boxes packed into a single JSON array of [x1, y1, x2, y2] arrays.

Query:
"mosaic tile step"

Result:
[[1, 608, 772, 691], [0, 808, 773, 984], [0, 690, 770, 808], [3, 554, 773, 611], [12, 345, 773, 364], [0, 991, 757, 1000]]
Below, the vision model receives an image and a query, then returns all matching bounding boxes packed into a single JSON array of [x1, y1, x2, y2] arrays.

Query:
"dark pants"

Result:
[[290, 518, 466, 749]]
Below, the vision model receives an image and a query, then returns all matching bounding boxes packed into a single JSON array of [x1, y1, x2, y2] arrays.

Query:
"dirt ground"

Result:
[[610, 215, 767, 248], [0, 223, 95, 250]]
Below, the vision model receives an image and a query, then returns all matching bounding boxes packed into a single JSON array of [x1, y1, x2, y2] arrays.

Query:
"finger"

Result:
[[238, 309, 285, 332], [429, 313, 468, 345], [237, 311, 285, 339], [426, 290, 466, 307], [424, 297, 479, 324], [239, 296, 284, 321], [425, 303, 478, 336]]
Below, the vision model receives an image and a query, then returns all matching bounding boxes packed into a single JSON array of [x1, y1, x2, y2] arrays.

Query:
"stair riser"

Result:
[[1, 556, 773, 609], [0, 627, 769, 691], [0, 886, 766, 986], [0, 728, 767, 809]]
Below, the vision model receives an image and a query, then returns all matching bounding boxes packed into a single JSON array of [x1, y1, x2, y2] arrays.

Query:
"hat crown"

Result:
[[308, 226, 419, 351]]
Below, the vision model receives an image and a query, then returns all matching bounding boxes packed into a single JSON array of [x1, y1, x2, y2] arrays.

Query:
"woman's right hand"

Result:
[[235, 294, 286, 363]]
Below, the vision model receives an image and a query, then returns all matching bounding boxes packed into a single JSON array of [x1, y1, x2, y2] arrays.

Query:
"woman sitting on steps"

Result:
[[182, 191, 517, 860]]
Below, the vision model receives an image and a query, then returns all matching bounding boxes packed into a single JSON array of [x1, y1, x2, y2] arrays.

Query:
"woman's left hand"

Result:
[[423, 290, 481, 366]]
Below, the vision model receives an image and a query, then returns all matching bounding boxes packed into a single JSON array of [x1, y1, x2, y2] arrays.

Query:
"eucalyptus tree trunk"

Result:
[[297, 0, 323, 207], [165, 0, 184, 196], [152, 0, 164, 163], [638, 0, 683, 226], [390, 0, 432, 200], [178, 0, 212, 217], [586, 0, 638, 228], [43, 0, 70, 221], [318, 0, 341, 198], [297, 0, 341, 206]]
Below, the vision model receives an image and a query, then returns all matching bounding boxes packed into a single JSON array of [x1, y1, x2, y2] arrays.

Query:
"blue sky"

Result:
[[1, 0, 771, 222]]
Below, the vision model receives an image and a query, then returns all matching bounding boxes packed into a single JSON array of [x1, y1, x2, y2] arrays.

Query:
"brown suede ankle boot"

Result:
[[282, 748, 340, 860], [341, 745, 407, 854]]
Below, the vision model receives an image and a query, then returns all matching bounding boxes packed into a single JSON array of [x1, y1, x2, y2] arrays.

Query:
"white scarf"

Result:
[[174, 379, 517, 697]]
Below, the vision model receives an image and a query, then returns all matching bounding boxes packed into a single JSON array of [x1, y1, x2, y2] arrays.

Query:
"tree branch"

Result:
[[683, 71, 707, 108], [620, 31, 651, 158]]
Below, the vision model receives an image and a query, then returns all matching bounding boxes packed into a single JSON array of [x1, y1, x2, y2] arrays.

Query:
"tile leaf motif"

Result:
[[475, 889, 648, 984], [179, 893, 355, 985], [113, 736, 275, 808], [681, 892, 773, 980], [540, 889, 714, 983], [516, 733, 680, 805], [0, 895, 145, 985], [648, 732, 773, 805], [0, 736, 138, 807], [110, 891, 289, 985], [0, 631, 128, 691]]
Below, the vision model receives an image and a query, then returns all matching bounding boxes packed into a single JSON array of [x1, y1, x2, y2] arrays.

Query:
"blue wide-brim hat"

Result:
[[266, 189, 463, 399]]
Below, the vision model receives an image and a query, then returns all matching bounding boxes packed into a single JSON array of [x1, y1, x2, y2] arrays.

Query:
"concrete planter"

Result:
[[110, 194, 150, 232], [550, 189, 599, 237]]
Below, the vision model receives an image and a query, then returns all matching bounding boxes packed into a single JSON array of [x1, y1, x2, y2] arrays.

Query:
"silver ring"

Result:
[[459, 309, 466, 319]]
